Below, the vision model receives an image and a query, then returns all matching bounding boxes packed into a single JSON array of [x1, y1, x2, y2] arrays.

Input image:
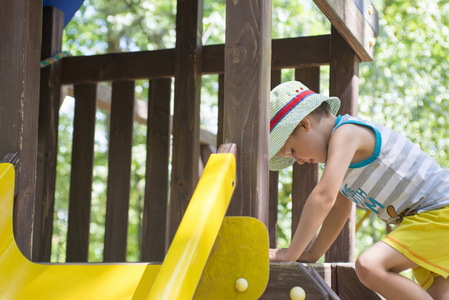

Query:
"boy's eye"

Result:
[[291, 148, 296, 156]]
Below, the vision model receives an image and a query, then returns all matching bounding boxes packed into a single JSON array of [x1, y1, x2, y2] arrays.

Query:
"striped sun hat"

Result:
[[269, 81, 340, 171]]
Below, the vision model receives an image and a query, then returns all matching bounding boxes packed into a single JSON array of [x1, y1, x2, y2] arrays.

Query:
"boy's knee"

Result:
[[355, 253, 378, 288]]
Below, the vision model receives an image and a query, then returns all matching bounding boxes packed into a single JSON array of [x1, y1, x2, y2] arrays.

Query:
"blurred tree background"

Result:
[[52, 0, 449, 262]]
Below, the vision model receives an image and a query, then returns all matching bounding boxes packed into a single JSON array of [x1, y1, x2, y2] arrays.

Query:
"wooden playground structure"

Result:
[[1, 0, 383, 298]]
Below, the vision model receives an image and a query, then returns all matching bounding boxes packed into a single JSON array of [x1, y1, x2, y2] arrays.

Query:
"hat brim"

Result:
[[269, 96, 340, 171]]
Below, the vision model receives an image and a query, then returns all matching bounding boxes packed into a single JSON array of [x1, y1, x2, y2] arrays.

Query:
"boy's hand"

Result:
[[269, 248, 296, 262]]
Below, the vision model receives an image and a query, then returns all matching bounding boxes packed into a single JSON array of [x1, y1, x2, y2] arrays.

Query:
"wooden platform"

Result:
[[261, 263, 383, 300]]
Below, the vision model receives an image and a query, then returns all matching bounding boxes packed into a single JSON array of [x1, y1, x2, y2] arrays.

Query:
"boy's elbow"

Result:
[[313, 189, 338, 209]]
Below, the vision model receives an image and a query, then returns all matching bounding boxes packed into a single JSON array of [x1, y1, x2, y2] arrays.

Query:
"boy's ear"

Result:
[[299, 117, 311, 130]]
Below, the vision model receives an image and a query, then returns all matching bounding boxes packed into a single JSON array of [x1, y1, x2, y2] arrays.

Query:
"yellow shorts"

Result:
[[382, 205, 449, 290]]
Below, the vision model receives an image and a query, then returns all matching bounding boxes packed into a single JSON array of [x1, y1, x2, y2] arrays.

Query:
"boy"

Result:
[[268, 81, 449, 299]]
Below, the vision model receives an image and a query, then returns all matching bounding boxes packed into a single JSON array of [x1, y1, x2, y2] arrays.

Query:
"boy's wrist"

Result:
[[298, 250, 316, 263], [285, 247, 300, 262]]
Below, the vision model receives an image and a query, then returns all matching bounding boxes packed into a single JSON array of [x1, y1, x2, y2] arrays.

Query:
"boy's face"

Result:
[[276, 117, 328, 165]]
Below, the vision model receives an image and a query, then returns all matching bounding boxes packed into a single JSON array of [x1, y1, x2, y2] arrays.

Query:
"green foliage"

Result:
[[359, 0, 449, 168], [53, 0, 449, 263]]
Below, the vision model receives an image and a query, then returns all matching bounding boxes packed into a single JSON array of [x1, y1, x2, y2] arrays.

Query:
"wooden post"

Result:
[[0, 0, 42, 259], [325, 26, 360, 262], [66, 84, 97, 262], [291, 68, 320, 247], [141, 79, 171, 262], [34, 7, 64, 262], [224, 0, 272, 226], [269, 69, 281, 248], [103, 81, 135, 262], [168, 0, 203, 243]]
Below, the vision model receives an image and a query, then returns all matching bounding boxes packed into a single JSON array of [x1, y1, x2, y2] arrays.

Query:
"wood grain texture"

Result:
[[313, 0, 376, 61], [0, 0, 42, 260], [66, 84, 97, 262], [261, 263, 339, 299], [60, 36, 331, 84], [336, 264, 383, 299], [168, 0, 203, 243], [34, 6, 64, 262], [103, 81, 135, 262], [224, 0, 271, 227], [141, 78, 171, 262]]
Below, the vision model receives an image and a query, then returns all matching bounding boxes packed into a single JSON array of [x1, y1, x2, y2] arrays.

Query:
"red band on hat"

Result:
[[270, 90, 315, 132]]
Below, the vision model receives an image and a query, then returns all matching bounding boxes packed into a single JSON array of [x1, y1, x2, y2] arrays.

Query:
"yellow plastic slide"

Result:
[[0, 152, 268, 299]]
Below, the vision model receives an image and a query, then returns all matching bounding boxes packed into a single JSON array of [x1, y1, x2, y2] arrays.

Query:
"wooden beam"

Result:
[[168, 0, 203, 243], [336, 263, 383, 299], [66, 84, 97, 262], [313, 0, 376, 61], [261, 263, 339, 299], [325, 27, 359, 262], [34, 6, 64, 262], [271, 36, 331, 69], [141, 78, 171, 262], [60, 36, 331, 84], [61, 49, 175, 84], [224, 0, 271, 226], [0, 0, 42, 260], [262, 263, 382, 299], [103, 81, 135, 262]]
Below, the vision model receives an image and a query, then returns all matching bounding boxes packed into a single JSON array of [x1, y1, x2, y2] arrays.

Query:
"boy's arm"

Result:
[[269, 125, 360, 262], [298, 192, 353, 262]]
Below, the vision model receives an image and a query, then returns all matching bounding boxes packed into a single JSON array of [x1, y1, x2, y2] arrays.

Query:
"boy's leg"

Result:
[[427, 275, 449, 299], [355, 241, 432, 300]]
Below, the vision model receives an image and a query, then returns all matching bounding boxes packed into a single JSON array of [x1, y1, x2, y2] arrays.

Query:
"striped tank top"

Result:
[[334, 115, 449, 224]]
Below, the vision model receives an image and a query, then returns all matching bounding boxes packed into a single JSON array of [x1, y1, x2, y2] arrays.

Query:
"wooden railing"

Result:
[[35, 6, 360, 265], [35, 36, 337, 264]]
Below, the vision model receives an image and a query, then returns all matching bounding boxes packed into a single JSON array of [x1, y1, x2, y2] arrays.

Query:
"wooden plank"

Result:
[[168, 0, 203, 243], [0, 0, 42, 260], [261, 263, 339, 299], [269, 69, 281, 249], [103, 81, 135, 262], [141, 79, 171, 262], [60, 36, 331, 84], [352, 0, 379, 35], [66, 84, 97, 262], [291, 68, 320, 248], [325, 27, 359, 262], [271, 36, 331, 70], [61, 49, 175, 84], [224, 0, 271, 227], [312, 263, 338, 294], [313, 0, 376, 61], [336, 264, 382, 299], [34, 6, 64, 262]]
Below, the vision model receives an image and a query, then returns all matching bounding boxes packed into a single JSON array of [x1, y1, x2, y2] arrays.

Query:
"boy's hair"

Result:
[[309, 101, 332, 120]]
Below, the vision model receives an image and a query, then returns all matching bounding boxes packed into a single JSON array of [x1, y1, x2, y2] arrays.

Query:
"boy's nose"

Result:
[[296, 158, 305, 165]]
